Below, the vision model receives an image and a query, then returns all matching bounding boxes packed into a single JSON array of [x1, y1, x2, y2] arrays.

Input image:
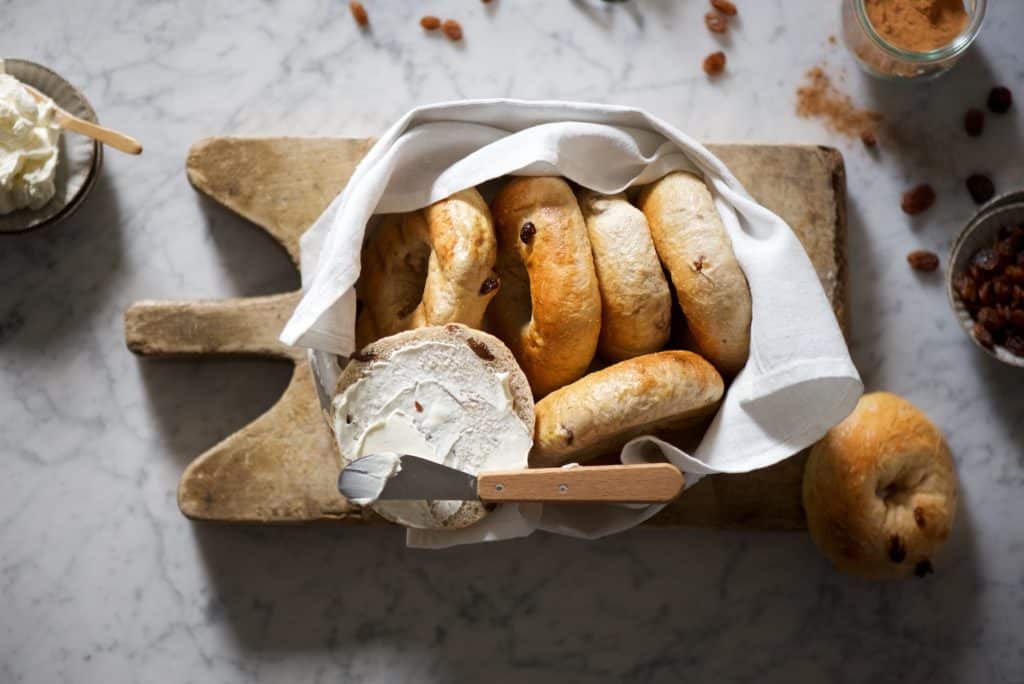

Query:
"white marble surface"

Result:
[[2, 1, 1023, 682]]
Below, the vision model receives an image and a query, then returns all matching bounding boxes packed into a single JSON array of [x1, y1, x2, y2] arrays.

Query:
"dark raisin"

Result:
[[346, 413, 353, 424], [966, 174, 995, 204], [1006, 335, 1024, 356], [520, 221, 536, 244], [1009, 309, 1024, 331], [901, 184, 935, 215], [705, 11, 728, 33], [964, 108, 984, 136], [1019, 252, 1024, 267], [710, 0, 737, 16], [907, 250, 939, 272], [349, 1, 369, 27], [994, 278, 1014, 303], [973, 248, 1000, 272], [978, 306, 1007, 332], [860, 129, 877, 147], [888, 535, 907, 563], [442, 19, 463, 41], [351, 349, 377, 362], [987, 86, 1013, 114], [414, 401, 423, 413], [954, 272, 978, 303], [703, 51, 726, 76], [420, 15, 441, 30], [978, 280, 995, 305], [466, 337, 495, 361], [445, 323, 460, 333], [973, 321, 995, 348], [562, 425, 574, 445], [479, 276, 500, 295], [913, 507, 926, 528], [914, 560, 934, 578]]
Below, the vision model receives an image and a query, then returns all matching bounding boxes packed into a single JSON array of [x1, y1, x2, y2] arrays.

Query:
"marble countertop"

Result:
[[3, 1, 1023, 682]]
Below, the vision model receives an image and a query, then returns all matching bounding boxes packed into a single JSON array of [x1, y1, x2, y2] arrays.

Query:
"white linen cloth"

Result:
[[279, 99, 862, 548]]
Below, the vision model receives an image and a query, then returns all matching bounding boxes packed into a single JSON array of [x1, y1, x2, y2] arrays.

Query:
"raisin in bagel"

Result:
[[638, 171, 752, 376], [489, 177, 602, 397], [576, 188, 672, 362], [803, 392, 958, 580], [333, 324, 534, 530], [531, 351, 724, 467], [356, 188, 500, 347]]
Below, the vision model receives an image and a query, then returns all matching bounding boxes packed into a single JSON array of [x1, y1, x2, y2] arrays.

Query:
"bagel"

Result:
[[531, 351, 724, 466], [356, 188, 499, 348], [333, 324, 535, 530], [489, 177, 602, 397], [576, 189, 672, 362], [803, 392, 958, 580], [638, 171, 752, 376]]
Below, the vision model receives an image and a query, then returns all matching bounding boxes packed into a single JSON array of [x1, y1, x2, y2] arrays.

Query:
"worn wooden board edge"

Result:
[[126, 137, 848, 530]]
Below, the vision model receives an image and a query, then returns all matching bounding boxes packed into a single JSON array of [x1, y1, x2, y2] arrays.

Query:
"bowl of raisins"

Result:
[[948, 200, 1024, 367]]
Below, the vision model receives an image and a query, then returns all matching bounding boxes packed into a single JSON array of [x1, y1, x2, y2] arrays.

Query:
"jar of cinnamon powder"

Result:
[[841, 0, 986, 80]]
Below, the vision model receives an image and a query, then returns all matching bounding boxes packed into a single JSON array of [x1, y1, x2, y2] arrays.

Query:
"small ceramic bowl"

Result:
[[947, 193, 1024, 369], [0, 58, 102, 234]]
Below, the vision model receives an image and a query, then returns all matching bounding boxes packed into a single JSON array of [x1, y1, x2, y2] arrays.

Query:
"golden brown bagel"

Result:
[[531, 351, 724, 466], [803, 392, 958, 580], [638, 171, 752, 376], [489, 177, 602, 397], [356, 188, 499, 347], [576, 189, 672, 362]]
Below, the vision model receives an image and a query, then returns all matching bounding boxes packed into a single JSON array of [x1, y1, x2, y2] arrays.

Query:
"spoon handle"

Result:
[[53, 109, 143, 155]]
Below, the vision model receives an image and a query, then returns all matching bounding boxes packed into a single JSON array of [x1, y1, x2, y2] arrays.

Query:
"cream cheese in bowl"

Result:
[[0, 73, 62, 214]]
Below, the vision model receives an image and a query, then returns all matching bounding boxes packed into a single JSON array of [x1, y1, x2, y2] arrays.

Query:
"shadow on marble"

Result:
[[193, 192, 299, 298], [136, 357, 292, 463], [865, 47, 1022, 186], [0, 167, 123, 350], [189, 501, 983, 682]]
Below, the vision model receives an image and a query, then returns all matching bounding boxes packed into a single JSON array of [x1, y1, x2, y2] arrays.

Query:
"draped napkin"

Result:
[[279, 99, 862, 548]]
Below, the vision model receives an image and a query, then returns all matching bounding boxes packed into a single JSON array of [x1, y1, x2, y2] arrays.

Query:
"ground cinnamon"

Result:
[[865, 0, 968, 52], [796, 67, 883, 140]]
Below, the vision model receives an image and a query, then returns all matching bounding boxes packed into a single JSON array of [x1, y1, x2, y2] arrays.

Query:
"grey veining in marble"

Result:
[[2, 1, 1023, 682]]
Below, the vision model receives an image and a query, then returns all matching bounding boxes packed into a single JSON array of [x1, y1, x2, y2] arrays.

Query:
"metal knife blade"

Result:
[[338, 453, 479, 503]]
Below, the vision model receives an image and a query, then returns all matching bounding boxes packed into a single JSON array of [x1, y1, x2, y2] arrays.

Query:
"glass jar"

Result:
[[841, 0, 986, 81]]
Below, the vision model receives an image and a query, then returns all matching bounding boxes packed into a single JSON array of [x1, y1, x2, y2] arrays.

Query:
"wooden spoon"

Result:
[[23, 83, 142, 155]]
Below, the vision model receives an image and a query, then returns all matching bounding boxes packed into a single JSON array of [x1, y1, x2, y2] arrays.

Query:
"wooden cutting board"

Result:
[[124, 137, 847, 529]]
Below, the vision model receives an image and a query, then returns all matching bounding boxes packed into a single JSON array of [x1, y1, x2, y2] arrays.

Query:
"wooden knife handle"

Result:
[[477, 463, 684, 504]]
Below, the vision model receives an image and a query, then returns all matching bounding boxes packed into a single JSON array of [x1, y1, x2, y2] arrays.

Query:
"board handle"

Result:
[[477, 463, 684, 504], [124, 291, 303, 361]]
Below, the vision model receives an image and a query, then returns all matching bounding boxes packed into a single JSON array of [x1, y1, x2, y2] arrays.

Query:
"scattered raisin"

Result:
[[703, 51, 726, 76], [442, 19, 463, 41], [705, 11, 728, 33], [710, 0, 738, 16], [987, 86, 1013, 114], [914, 560, 934, 578], [349, 1, 369, 27], [973, 321, 995, 348], [966, 174, 995, 205], [964, 108, 984, 136], [520, 221, 537, 244], [420, 15, 441, 30], [860, 129, 877, 147], [913, 507, 926, 528], [414, 401, 423, 413], [907, 250, 939, 272], [350, 349, 377, 362], [479, 276, 500, 295], [466, 337, 495, 361], [901, 184, 935, 215], [888, 535, 907, 563]]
